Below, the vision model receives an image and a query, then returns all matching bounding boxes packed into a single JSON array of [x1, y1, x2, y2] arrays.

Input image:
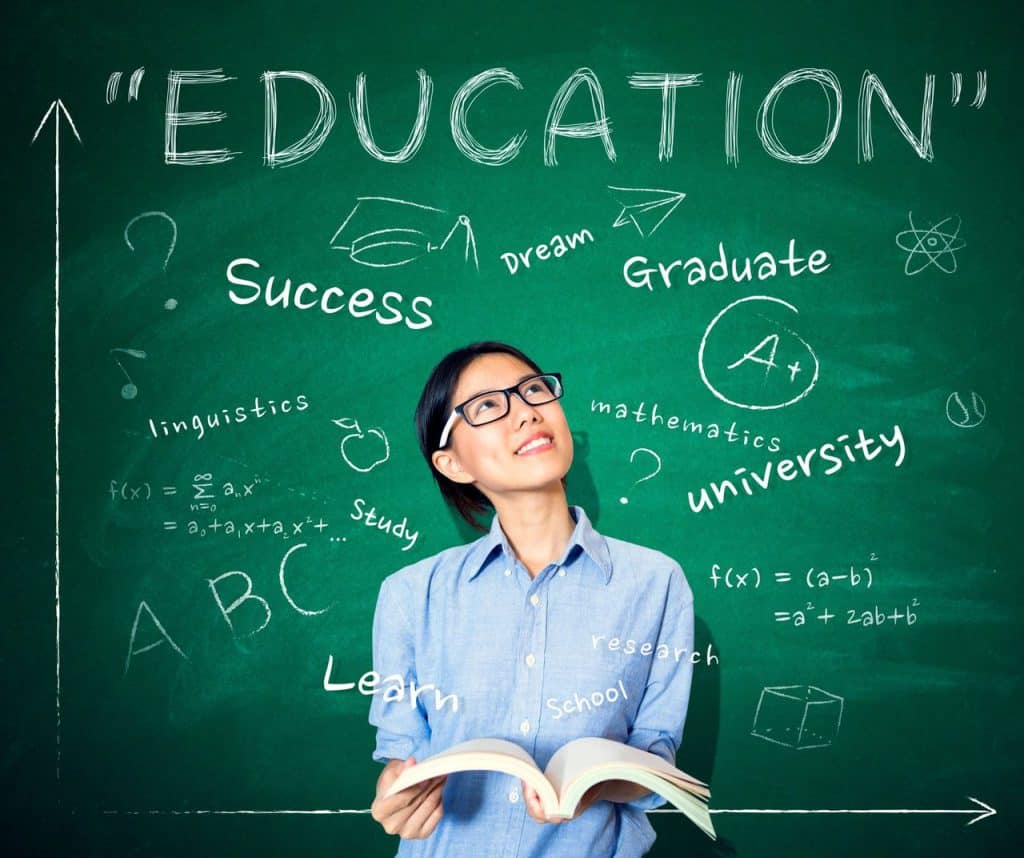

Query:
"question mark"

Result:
[[620, 448, 662, 504], [124, 210, 179, 309]]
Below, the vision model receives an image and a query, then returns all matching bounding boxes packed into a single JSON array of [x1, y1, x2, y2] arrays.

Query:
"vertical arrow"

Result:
[[31, 99, 81, 784]]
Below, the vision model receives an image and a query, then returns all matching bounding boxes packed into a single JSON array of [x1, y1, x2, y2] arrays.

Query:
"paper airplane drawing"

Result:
[[330, 196, 478, 270], [609, 186, 686, 238]]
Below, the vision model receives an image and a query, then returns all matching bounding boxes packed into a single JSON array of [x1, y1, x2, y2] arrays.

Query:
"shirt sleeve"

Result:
[[369, 575, 431, 764], [623, 563, 695, 811]]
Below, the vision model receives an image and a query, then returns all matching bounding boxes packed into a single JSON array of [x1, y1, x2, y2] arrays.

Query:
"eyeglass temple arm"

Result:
[[437, 408, 460, 450]]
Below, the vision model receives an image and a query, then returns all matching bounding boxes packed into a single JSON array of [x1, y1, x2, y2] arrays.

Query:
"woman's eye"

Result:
[[471, 397, 499, 417]]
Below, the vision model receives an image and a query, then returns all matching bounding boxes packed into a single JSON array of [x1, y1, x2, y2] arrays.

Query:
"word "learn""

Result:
[[323, 656, 459, 713]]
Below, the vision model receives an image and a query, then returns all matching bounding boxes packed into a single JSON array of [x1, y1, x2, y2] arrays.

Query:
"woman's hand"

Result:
[[371, 758, 447, 840], [521, 781, 604, 824], [521, 779, 652, 824]]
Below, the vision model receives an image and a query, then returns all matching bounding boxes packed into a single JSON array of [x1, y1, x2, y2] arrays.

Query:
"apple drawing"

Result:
[[333, 418, 390, 472]]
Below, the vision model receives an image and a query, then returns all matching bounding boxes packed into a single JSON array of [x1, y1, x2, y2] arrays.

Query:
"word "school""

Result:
[[547, 680, 629, 720]]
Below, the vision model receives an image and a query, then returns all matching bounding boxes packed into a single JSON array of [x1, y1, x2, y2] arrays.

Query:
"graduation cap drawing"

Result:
[[330, 196, 478, 270], [609, 186, 687, 238]]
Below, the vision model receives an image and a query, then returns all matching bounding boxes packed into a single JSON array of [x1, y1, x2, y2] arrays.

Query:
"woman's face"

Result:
[[433, 352, 574, 500]]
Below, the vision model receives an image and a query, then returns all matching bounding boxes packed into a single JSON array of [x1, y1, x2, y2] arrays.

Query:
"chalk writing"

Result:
[[334, 418, 390, 472], [124, 210, 177, 271], [896, 212, 964, 275], [708, 563, 875, 590], [688, 425, 906, 513], [946, 391, 986, 428], [123, 543, 333, 673], [591, 634, 719, 667], [623, 239, 829, 290], [500, 228, 594, 275], [182, 515, 328, 540], [609, 186, 685, 237], [226, 257, 434, 328], [588, 399, 783, 451], [322, 657, 459, 713], [147, 394, 309, 441], [160, 67, 983, 167], [105, 67, 145, 104], [108, 480, 153, 501], [330, 196, 478, 270], [351, 498, 419, 551], [751, 685, 844, 749], [619, 447, 661, 505], [110, 347, 146, 399], [699, 295, 820, 410], [774, 599, 919, 628], [546, 680, 629, 720]]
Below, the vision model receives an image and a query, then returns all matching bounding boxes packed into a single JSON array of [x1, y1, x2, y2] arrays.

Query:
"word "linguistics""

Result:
[[147, 394, 309, 441]]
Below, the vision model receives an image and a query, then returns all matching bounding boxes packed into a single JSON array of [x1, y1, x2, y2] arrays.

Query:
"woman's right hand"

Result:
[[371, 758, 446, 840]]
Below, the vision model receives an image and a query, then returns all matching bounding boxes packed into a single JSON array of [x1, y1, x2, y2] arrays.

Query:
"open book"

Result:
[[385, 736, 715, 840]]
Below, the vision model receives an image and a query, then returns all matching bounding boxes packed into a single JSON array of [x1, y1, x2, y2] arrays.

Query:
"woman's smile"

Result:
[[514, 432, 555, 456]]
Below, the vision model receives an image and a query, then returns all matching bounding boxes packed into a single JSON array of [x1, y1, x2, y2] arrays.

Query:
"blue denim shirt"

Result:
[[370, 506, 695, 858]]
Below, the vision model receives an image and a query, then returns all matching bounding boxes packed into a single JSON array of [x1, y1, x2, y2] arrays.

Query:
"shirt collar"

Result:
[[463, 505, 612, 584]]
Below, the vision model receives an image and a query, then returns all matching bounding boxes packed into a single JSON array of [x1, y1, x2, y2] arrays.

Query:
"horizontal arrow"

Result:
[[101, 796, 995, 826], [652, 795, 996, 826]]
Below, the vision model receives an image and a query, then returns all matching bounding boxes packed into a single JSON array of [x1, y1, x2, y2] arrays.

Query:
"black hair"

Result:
[[415, 341, 545, 531]]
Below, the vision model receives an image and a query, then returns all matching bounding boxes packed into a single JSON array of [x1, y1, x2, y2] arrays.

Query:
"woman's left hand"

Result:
[[521, 781, 605, 824]]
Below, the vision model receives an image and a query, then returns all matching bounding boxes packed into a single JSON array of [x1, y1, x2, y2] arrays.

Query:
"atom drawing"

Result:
[[895, 212, 965, 275]]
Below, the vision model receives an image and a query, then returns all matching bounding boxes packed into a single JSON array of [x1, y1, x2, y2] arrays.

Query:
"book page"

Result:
[[384, 738, 557, 811], [543, 737, 708, 797], [557, 766, 717, 841]]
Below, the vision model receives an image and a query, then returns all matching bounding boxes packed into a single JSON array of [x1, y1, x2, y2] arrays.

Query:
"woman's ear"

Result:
[[432, 449, 475, 484]]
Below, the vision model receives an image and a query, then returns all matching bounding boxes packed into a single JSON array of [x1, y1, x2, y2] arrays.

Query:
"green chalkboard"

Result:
[[7, 0, 1023, 855]]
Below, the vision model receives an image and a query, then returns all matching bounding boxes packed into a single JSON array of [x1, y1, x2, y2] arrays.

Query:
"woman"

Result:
[[369, 342, 695, 857]]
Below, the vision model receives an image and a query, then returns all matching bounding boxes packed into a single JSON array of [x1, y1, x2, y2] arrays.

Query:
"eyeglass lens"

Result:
[[462, 375, 562, 426]]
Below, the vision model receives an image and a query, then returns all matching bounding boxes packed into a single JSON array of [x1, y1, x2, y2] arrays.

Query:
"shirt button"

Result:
[[504, 568, 512, 577], [525, 653, 536, 667], [530, 594, 540, 607], [558, 569, 566, 577], [520, 719, 531, 734], [508, 789, 519, 803]]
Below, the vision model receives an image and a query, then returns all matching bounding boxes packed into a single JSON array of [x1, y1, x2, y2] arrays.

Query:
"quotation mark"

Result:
[[950, 71, 986, 108], [106, 68, 145, 104]]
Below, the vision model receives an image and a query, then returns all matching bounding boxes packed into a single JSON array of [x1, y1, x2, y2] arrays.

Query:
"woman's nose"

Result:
[[509, 394, 541, 428]]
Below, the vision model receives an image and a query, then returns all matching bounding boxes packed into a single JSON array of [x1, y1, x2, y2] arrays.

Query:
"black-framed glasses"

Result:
[[437, 372, 563, 449]]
